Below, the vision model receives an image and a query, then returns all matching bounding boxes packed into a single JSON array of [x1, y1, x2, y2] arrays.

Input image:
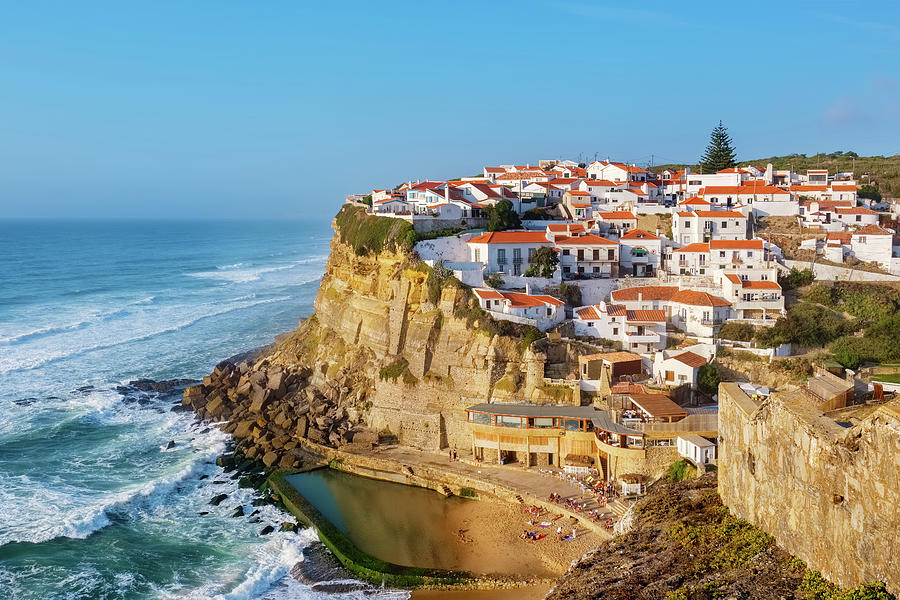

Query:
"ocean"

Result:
[[0, 219, 406, 600]]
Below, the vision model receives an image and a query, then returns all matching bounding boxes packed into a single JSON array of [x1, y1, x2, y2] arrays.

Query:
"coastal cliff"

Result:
[[183, 206, 577, 467]]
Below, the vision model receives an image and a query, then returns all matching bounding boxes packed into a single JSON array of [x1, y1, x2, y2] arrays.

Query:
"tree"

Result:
[[697, 363, 721, 395], [524, 247, 558, 278], [699, 120, 737, 173], [484, 199, 522, 231]]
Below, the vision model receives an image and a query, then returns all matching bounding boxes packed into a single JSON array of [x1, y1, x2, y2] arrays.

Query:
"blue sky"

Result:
[[1, 1, 898, 219]]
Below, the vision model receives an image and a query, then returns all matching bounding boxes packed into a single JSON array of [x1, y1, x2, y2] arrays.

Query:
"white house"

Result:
[[834, 206, 880, 228], [653, 350, 708, 388], [672, 210, 748, 245], [677, 434, 717, 465], [586, 161, 648, 183], [850, 225, 894, 269], [574, 303, 667, 354], [466, 231, 552, 276], [472, 288, 565, 331], [619, 228, 662, 277], [555, 233, 619, 278], [595, 211, 638, 236], [608, 285, 730, 339], [699, 183, 796, 216], [720, 274, 784, 321]]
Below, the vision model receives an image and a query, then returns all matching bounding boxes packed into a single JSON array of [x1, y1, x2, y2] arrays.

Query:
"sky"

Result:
[[0, 0, 898, 219]]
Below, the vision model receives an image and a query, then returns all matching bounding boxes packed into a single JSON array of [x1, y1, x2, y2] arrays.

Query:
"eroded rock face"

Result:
[[183, 223, 564, 463]]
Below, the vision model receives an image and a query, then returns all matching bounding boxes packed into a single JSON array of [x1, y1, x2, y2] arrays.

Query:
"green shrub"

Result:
[[379, 358, 409, 381], [458, 488, 478, 498], [697, 363, 721, 395], [779, 267, 815, 290], [798, 569, 895, 600], [483, 199, 521, 231], [557, 282, 582, 306], [523, 246, 559, 278], [667, 460, 696, 482], [484, 272, 504, 288], [334, 205, 415, 255], [717, 321, 756, 341]]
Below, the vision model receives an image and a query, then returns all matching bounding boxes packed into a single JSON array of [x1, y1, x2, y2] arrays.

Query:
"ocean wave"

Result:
[[0, 296, 158, 345], [0, 437, 226, 546], [0, 296, 291, 374], [187, 257, 327, 284]]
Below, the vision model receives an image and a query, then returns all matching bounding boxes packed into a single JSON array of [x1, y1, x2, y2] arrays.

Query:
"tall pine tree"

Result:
[[699, 120, 737, 173]]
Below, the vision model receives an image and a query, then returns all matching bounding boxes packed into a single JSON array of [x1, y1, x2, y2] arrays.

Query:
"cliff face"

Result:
[[266, 226, 549, 451]]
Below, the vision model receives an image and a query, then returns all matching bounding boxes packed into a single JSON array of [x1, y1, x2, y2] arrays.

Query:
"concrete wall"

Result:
[[782, 259, 900, 282], [718, 383, 900, 594]]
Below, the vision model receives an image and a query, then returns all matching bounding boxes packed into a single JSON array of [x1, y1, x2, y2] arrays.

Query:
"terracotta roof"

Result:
[[835, 207, 877, 215], [676, 243, 710, 253], [620, 228, 660, 240], [832, 184, 857, 191], [628, 393, 686, 418], [678, 196, 710, 205], [708, 239, 764, 250], [484, 167, 506, 173], [609, 382, 647, 395], [582, 179, 617, 187], [575, 306, 601, 320], [571, 203, 592, 208], [790, 185, 828, 192], [676, 211, 695, 218], [826, 232, 851, 244], [473, 289, 504, 300], [467, 231, 550, 244], [671, 351, 707, 368], [853, 225, 892, 235], [596, 211, 637, 220], [567, 190, 590, 196], [626, 309, 666, 323], [724, 273, 742, 284], [669, 290, 731, 307], [741, 280, 781, 290], [547, 223, 586, 233], [610, 286, 679, 302], [606, 304, 626, 317], [555, 234, 618, 246], [501, 291, 565, 307]]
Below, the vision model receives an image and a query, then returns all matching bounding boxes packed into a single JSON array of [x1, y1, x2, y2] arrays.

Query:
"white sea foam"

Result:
[[0, 296, 290, 373], [188, 257, 327, 284]]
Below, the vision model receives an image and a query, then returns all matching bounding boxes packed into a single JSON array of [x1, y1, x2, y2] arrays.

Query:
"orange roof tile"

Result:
[[620, 228, 660, 240], [596, 211, 637, 221], [700, 184, 790, 195], [501, 291, 565, 307], [467, 231, 550, 244], [626, 309, 666, 323], [669, 290, 731, 307], [671, 351, 707, 368], [676, 243, 710, 253], [473, 289, 504, 300], [678, 196, 710, 205], [610, 286, 679, 301], [724, 273, 742, 284], [694, 210, 746, 218], [835, 207, 877, 215], [832, 184, 857, 191], [853, 225, 892, 235], [575, 306, 601, 320], [708, 239, 764, 250], [595, 351, 643, 363], [555, 234, 618, 246], [741, 280, 781, 290]]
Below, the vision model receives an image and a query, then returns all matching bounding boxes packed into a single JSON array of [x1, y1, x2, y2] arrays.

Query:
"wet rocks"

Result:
[[209, 494, 228, 506], [259, 525, 275, 536]]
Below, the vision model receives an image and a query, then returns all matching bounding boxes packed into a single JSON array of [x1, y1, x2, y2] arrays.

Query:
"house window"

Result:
[[474, 248, 481, 262], [592, 249, 600, 260], [607, 249, 615, 260], [513, 248, 522, 263], [613, 327, 618, 335], [562, 249, 570, 255], [747, 252, 753, 258], [528, 247, 536, 260], [719, 251, 726, 258], [856, 215, 861, 222], [721, 221, 727, 228], [587, 322, 594, 327], [632, 248, 647, 256], [858, 237, 866, 244], [497, 249, 506, 264]]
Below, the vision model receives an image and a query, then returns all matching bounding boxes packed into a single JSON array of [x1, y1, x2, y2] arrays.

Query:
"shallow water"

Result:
[[0, 219, 407, 600]]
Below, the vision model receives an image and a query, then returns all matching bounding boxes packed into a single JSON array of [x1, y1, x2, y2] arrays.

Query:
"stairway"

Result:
[[607, 498, 631, 517]]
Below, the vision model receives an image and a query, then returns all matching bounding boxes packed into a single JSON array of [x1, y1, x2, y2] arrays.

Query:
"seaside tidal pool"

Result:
[[286, 469, 577, 578]]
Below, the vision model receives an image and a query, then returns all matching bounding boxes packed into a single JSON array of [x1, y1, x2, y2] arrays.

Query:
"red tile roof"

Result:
[[547, 223, 586, 233], [678, 196, 710, 205], [575, 306, 601, 320], [626, 309, 666, 322], [835, 207, 877, 215], [467, 231, 550, 244], [694, 210, 746, 218], [832, 184, 857, 191], [628, 393, 686, 418], [671, 351, 707, 368], [676, 243, 710, 253], [724, 273, 742, 284], [669, 290, 731, 307], [501, 291, 565, 307], [708, 239, 764, 250], [700, 184, 790, 195], [853, 225, 892, 235], [610, 286, 679, 301], [620, 228, 660, 240], [741, 280, 781, 290], [596, 211, 637, 221], [555, 234, 618, 246], [826, 232, 851, 244], [473, 289, 504, 300]]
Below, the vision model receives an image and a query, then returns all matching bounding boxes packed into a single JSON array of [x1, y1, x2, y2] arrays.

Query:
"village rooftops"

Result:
[[626, 309, 666, 323], [467, 231, 550, 244], [699, 183, 789, 195], [693, 210, 746, 218], [675, 243, 711, 253], [547, 223, 586, 234], [834, 207, 878, 215], [678, 196, 711, 205], [473, 289, 564, 307], [741, 280, 781, 290]]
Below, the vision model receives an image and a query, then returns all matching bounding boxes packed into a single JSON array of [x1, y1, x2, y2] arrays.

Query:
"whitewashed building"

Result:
[[574, 303, 667, 354], [472, 288, 565, 331]]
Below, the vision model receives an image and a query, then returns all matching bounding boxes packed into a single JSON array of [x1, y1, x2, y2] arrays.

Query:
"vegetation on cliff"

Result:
[[334, 204, 416, 255], [545, 475, 895, 600]]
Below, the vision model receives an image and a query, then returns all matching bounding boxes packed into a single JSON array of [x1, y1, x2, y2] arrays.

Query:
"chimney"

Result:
[[525, 281, 532, 295], [444, 186, 449, 202]]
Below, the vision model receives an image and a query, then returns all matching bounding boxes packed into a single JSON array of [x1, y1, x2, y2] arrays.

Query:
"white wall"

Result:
[[782, 259, 900, 282]]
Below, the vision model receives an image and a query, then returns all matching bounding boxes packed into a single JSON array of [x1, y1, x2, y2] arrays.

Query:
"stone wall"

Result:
[[718, 382, 900, 594]]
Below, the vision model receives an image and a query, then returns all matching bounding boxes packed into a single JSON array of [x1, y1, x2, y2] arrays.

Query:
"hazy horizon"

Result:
[[1, 0, 898, 220]]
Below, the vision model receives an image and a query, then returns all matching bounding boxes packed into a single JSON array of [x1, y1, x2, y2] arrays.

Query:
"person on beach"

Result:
[[572, 528, 577, 539]]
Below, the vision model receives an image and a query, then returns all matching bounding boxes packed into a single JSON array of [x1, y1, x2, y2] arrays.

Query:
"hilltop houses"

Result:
[[473, 288, 565, 331]]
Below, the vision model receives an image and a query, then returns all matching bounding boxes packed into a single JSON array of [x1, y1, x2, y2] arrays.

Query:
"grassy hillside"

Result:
[[653, 152, 900, 198]]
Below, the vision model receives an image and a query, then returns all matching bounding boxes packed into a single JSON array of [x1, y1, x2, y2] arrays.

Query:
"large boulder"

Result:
[[352, 430, 379, 447], [206, 395, 227, 418], [261, 451, 280, 467], [248, 386, 271, 413], [233, 420, 256, 438]]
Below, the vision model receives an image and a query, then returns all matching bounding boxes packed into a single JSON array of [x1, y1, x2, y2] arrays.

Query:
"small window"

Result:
[[613, 327, 618, 335]]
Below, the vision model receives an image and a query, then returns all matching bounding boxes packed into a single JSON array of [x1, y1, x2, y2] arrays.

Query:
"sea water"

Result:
[[0, 219, 407, 600]]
